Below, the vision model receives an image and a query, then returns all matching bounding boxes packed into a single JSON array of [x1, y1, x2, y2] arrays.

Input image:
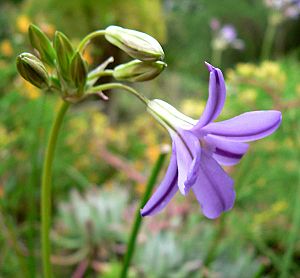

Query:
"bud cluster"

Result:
[[16, 24, 166, 102], [113, 60, 166, 82], [105, 26, 166, 83]]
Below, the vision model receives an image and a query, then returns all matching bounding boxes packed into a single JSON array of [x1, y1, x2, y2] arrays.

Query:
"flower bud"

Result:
[[16, 52, 50, 89], [105, 26, 164, 61], [70, 52, 87, 93], [113, 60, 166, 82], [54, 31, 74, 80], [28, 24, 56, 66]]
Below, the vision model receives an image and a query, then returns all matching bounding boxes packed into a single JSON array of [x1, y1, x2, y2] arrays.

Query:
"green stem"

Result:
[[41, 100, 70, 278], [89, 83, 149, 105], [87, 69, 113, 80], [120, 149, 168, 278], [77, 30, 106, 53], [260, 17, 278, 61], [211, 47, 222, 67]]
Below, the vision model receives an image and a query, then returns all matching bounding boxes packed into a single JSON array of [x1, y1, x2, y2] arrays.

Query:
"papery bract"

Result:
[[105, 26, 164, 61]]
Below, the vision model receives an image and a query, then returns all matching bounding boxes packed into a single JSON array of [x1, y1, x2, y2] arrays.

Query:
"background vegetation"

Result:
[[0, 0, 299, 277]]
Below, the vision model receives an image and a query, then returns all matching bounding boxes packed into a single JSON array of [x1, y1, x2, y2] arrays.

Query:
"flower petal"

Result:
[[202, 111, 282, 142], [192, 151, 235, 219], [192, 63, 226, 131], [141, 147, 178, 217], [172, 130, 201, 195], [204, 134, 249, 166], [147, 99, 196, 130]]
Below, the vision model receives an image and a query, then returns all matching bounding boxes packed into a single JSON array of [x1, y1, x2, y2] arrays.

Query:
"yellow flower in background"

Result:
[[40, 22, 56, 36], [296, 84, 300, 97], [236, 63, 256, 77], [253, 200, 288, 228], [180, 99, 205, 118], [134, 160, 144, 172], [228, 62, 286, 98], [135, 183, 146, 195], [82, 45, 94, 64], [143, 131, 157, 146], [112, 128, 127, 148], [69, 117, 88, 136], [0, 183, 4, 199], [271, 201, 288, 213], [0, 125, 14, 147], [0, 40, 13, 57], [20, 81, 41, 99], [106, 127, 117, 142], [226, 69, 236, 83], [240, 89, 257, 103], [146, 145, 160, 163], [16, 15, 31, 33], [255, 61, 286, 89], [91, 113, 108, 136], [260, 61, 281, 76], [74, 156, 90, 170], [104, 181, 114, 190], [253, 211, 270, 226]]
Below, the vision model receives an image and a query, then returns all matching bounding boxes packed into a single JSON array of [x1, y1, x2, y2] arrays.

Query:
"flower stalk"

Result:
[[260, 17, 279, 61], [77, 30, 106, 53], [41, 100, 70, 278], [88, 83, 149, 105], [120, 147, 169, 278]]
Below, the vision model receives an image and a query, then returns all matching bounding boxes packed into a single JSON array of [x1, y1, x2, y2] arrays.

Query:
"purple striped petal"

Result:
[[192, 151, 236, 219], [202, 111, 282, 142], [204, 134, 249, 166], [192, 62, 226, 131], [172, 130, 201, 195], [141, 147, 178, 217]]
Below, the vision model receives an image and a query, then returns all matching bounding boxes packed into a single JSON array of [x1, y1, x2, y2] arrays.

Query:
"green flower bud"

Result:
[[105, 26, 164, 61], [113, 60, 167, 82], [16, 52, 50, 89], [70, 52, 87, 94], [54, 31, 74, 80], [28, 24, 56, 66]]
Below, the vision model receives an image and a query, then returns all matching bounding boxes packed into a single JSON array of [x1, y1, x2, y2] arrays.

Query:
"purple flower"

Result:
[[220, 25, 237, 43], [141, 62, 282, 219], [265, 0, 300, 19], [211, 21, 244, 51]]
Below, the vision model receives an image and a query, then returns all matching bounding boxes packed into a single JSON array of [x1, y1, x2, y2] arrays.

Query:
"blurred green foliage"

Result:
[[24, 0, 166, 41], [0, 0, 300, 277]]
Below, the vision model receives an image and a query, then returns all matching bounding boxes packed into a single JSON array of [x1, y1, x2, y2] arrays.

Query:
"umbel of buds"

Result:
[[28, 24, 56, 67], [54, 31, 74, 81], [16, 52, 50, 89], [70, 52, 87, 95], [113, 60, 167, 82], [16, 24, 167, 102], [105, 26, 164, 61]]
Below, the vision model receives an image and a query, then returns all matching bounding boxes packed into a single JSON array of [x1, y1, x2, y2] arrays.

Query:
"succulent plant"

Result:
[[51, 186, 129, 267]]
